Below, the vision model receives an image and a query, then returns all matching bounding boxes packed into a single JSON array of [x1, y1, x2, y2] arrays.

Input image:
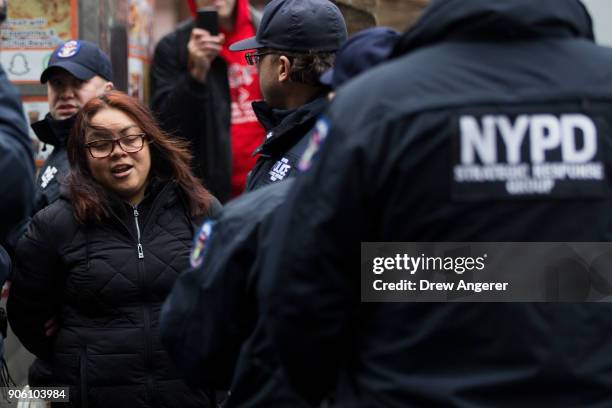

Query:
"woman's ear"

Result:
[[278, 56, 291, 83]]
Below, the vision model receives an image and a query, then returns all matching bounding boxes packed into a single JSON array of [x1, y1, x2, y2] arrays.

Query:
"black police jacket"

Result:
[[259, 0, 612, 406], [8, 180, 219, 408], [246, 96, 328, 192], [0, 65, 33, 243], [31, 113, 74, 215], [160, 179, 311, 407], [0, 64, 33, 367]]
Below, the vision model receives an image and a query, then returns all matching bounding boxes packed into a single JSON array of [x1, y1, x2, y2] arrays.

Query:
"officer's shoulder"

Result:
[[223, 181, 293, 223], [329, 50, 443, 134], [329, 64, 399, 137], [333, 53, 414, 109]]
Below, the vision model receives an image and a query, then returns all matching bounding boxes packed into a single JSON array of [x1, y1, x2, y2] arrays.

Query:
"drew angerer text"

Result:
[[373, 279, 509, 293]]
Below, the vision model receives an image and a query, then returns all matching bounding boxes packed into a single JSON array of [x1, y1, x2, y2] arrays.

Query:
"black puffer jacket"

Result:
[[8, 180, 219, 408]]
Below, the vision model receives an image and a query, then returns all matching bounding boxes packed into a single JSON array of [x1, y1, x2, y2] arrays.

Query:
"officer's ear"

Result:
[[104, 82, 114, 92], [277, 55, 292, 83]]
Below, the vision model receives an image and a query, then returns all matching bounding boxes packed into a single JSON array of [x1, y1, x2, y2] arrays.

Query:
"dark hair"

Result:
[[271, 50, 336, 86], [67, 91, 213, 223]]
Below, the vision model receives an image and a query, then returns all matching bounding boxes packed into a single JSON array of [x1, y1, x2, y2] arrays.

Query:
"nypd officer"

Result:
[[229, 0, 346, 192], [0, 0, 35, 374], [261, 0, 612, 406], [160, 26, 399, 408], [32, 40, 114, 214]]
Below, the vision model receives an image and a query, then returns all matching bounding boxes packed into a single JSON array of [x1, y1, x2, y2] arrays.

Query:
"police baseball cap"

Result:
[[319, 27, 399, 89], [229, 0, 347, 52], [40, 40, 113, 84]]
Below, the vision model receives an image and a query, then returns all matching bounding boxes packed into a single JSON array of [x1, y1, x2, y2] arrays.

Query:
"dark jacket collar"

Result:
[[252, 96, 328, 155], [31, 113, 76, 147], [107, 177, 172, 219], [393, 0, 594, 57]]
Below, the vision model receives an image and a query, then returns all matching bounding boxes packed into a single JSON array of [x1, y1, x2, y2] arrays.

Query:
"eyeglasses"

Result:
[[245, 51, 277, 66], [85, 133, 148, 158]]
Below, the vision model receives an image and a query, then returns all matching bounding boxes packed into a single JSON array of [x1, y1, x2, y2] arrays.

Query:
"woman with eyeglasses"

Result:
[[8, 91, 219, 407]]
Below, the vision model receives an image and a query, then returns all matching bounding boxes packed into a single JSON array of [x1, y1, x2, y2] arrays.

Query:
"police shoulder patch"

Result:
[[57, 40, 80, 58], [299, 116, 330, 172], [190, 220, 215, 268]]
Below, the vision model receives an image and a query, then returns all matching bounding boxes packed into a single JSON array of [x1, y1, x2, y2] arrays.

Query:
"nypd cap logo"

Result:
[[57, 40, 81, 58]]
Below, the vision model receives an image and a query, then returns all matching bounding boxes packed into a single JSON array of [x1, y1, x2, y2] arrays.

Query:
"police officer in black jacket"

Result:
[[160, 26, 399, 408], [0, 59, 33, 250], [0, 22, 35, 370], [229, 0, 347, 192], [261, 0, 612, 406], [32, 40, 113, 214]]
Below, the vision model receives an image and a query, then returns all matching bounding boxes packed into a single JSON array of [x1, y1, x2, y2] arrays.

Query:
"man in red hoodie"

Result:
[[151, 0, 264, 202]]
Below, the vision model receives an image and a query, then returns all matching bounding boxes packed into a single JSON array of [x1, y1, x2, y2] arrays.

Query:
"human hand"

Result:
[[188, 28, 226, 83]]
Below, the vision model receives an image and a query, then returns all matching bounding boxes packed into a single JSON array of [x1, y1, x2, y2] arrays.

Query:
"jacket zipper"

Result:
[[133, 204, 154, 406], [133, 206, 144, 259]]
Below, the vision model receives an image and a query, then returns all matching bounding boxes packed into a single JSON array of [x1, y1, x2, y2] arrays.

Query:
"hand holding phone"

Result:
[[196, 8, 219, 36], [189, 9, 223, 82]]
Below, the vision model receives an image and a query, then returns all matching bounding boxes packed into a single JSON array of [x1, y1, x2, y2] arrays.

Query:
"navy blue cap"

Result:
[[40, 40, 113, 84], [229, 0, 347, 52], [320, 27, 399, 89]]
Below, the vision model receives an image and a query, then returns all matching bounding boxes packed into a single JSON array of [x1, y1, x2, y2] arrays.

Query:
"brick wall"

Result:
[[333, 0, 428, 34], [250, 0, 429, 34]]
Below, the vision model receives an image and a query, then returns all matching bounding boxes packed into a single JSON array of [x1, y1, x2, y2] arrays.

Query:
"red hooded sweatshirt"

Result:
[[188, 0, 265, 197]]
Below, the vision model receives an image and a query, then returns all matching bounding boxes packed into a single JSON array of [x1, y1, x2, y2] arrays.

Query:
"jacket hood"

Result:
[[393, 0, 594, 56], [187, 0, 252, 26], [31, 113, 76, 147]]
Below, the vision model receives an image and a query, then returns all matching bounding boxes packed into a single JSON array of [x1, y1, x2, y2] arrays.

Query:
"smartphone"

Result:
[[196, 8, 219, 36]]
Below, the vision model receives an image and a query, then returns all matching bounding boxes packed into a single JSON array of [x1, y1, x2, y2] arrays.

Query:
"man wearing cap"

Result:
[[32, 40, 114, 214], [229, 0, 347, 192], [298, 27, 400, 172]]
